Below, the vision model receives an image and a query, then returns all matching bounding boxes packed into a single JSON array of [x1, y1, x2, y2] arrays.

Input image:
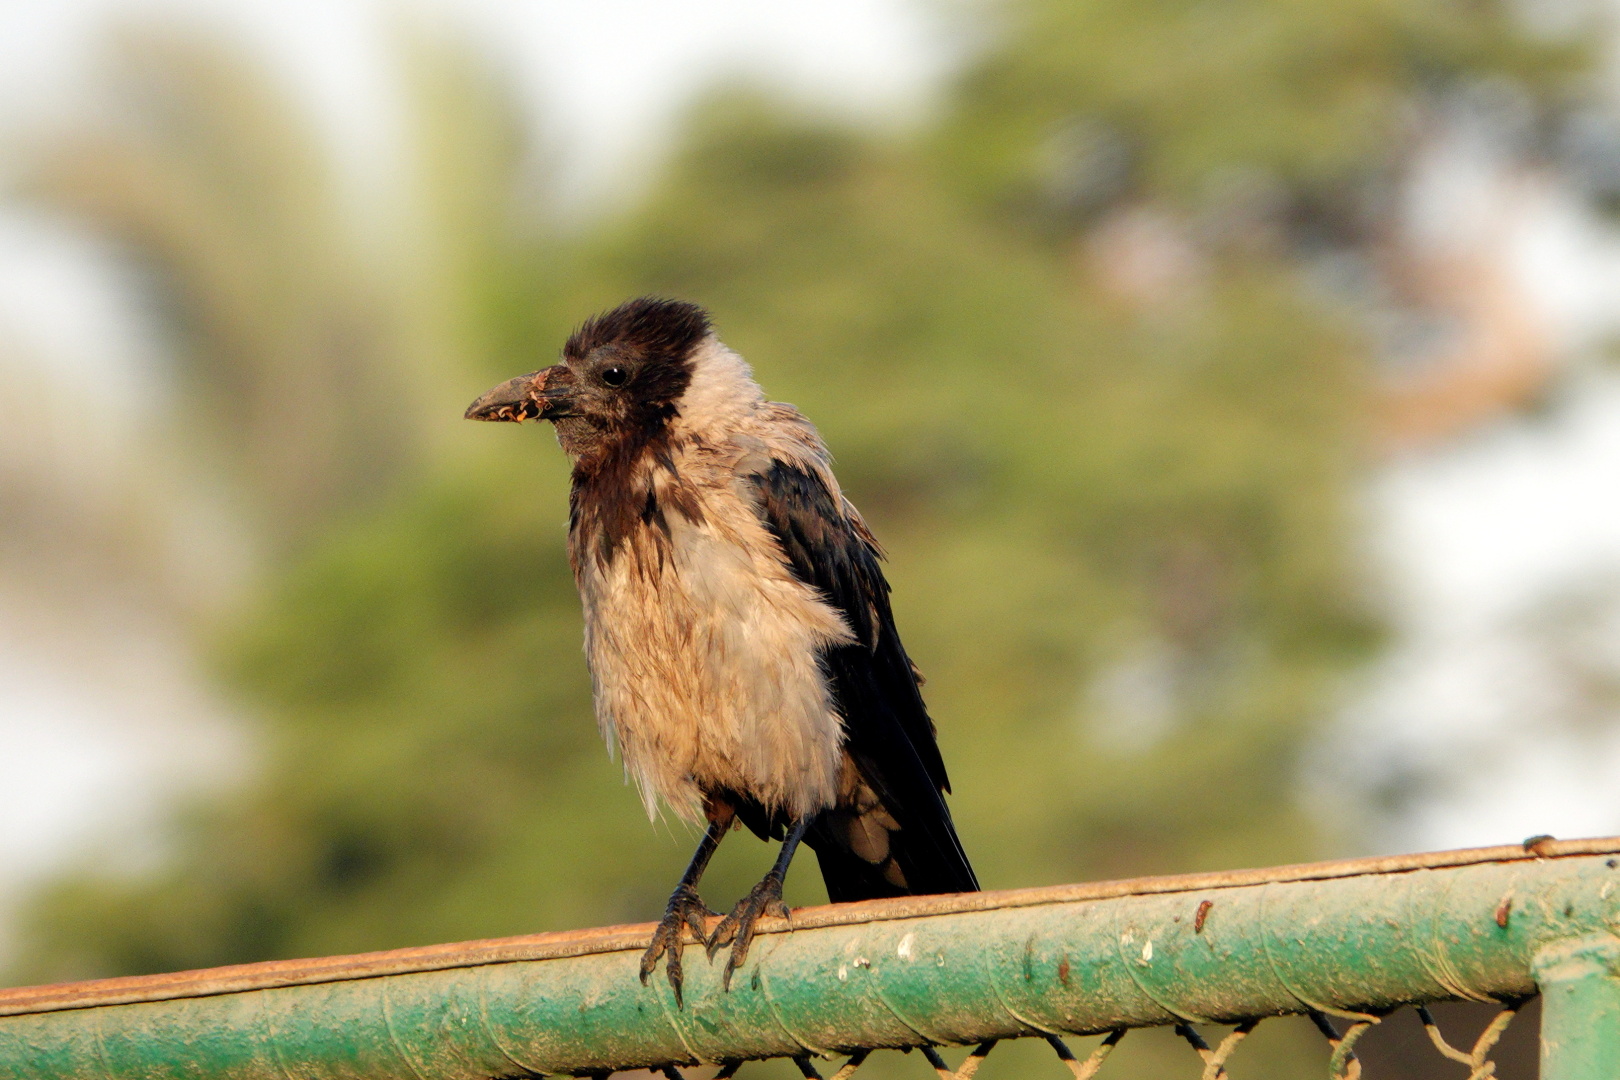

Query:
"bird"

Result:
[[465, 297, 977, 999]]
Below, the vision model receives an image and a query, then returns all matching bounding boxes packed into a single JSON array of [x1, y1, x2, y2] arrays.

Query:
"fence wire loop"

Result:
[[919, 1045, 953, 1079], [632, 998, 1525, 1080], [953, 1041, 996, 1080], [919, 1041, 997, 1080], [1171, 1019, 1257, 1080], [1310, 1007, 1383, 1080], [1045, 1030, 1126, 1080], [1416, 998, 1527, 1080], [826, 1051, 869, 1080]]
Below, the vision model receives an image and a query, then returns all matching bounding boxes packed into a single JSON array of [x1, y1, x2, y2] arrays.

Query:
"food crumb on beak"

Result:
[[464, 371, 546, 422]]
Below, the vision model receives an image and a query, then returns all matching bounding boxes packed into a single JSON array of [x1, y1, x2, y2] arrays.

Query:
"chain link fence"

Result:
[[3, 839, 1617, 1080], [630, 997, 1529, 1080]]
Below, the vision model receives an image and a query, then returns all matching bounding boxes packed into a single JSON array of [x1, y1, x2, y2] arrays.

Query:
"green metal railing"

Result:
[[4, 837, 1619, 1079]]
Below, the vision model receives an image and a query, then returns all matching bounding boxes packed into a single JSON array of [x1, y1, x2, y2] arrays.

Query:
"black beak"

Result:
[[464, 365, 575, 423]]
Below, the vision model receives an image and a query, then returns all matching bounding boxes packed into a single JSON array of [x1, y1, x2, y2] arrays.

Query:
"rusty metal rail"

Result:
[[3, 837, 1620, 1078]]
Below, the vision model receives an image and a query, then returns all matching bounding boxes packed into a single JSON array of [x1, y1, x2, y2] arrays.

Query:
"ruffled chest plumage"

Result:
[[566, 436, 854, 822]]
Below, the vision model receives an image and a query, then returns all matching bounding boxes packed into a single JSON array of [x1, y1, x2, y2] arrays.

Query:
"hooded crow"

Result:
[[466, 297, 977, 998]]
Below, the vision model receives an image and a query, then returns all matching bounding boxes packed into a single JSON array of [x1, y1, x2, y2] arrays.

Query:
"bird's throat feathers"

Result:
[[568, 429, 697, 574], [567, 335, 766, 574]]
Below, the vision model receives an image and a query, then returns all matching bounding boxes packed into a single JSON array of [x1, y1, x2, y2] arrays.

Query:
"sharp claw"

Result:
[[721, 927, 751, 990], [639, 938, 663, 984], [641, 886, 712, 1007], [705, 914, 736, 956], [709, 873, 789, 990], [666, 947, 684, 1008], [725, 910, 761, 988]]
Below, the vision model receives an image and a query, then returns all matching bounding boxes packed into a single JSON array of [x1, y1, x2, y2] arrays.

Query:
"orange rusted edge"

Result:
[[5, 834, 1617, 1017]]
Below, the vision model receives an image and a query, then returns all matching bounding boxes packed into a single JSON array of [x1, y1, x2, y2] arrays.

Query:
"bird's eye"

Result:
[[600, 366, 629, 388]]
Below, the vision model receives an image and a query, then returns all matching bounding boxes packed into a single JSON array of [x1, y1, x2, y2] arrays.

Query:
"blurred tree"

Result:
[[2, 6, 1593, 1077], [940, 0, 1575, 232], [22, 26, 407, 546], [389, 22, 563, 440]]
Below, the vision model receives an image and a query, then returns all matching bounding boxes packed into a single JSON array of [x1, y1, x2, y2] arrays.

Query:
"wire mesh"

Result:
[[633, 997, 1532, 1080], [8, 839, 1611, 1080]]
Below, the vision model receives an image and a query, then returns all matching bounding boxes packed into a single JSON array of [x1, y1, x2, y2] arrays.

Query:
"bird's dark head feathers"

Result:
[[563, 297, 711, 379], [466, 296, 713, 461]]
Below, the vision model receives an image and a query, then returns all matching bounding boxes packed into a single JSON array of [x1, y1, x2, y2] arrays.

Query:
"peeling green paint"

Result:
[[3, 853, 1619, 1078]]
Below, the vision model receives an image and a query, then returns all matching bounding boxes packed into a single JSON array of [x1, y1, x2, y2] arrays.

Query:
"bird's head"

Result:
[[464, 297, 713, 459]]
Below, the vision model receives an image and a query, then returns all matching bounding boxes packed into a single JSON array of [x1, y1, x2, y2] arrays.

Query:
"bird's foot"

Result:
[[640, 882, 717, 1006], [706, 871, 790, 990]]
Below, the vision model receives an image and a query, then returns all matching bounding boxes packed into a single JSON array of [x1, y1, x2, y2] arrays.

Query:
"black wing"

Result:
[[746, 458, 978, 900]]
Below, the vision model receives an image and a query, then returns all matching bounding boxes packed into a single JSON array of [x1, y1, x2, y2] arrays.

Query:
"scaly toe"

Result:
[[664, 943, 686, 1007], [641, 888, 714, 1005], [705, 914, 738, 957], [711, 877, 790, 989]]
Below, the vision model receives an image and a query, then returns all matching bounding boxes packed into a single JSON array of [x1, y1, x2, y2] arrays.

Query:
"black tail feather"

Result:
[[807, 798, 978, 903], [743, 456, 977, 903]]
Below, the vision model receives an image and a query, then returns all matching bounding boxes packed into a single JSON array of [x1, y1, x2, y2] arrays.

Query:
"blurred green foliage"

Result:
[[23, 25, 408, 545], [3, 1, 1591, 1071]]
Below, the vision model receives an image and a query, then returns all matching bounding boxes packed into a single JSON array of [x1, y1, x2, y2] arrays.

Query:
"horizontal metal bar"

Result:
[[5, 835, 1614, 1018], [2, 838, 1618, 1078]]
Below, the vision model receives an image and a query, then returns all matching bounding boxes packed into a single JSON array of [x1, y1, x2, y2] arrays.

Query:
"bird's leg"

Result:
[[640, 801, 734, 1006], [707, 816, 809, 990]]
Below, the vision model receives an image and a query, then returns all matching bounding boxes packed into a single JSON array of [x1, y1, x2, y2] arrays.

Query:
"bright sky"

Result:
[[1331, 125, 1620, 853], [0, 0, 954, 204], [1346, 375, 1620, 852]]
